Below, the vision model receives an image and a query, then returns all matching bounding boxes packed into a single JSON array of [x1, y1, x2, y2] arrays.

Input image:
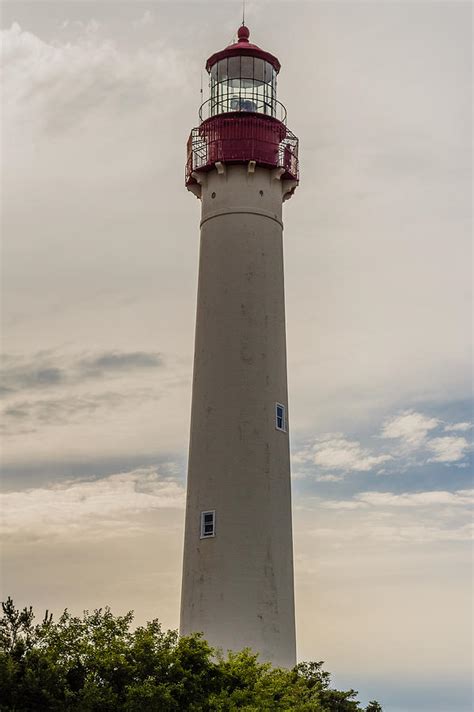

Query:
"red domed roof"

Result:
[[206, 25, 281, 73]]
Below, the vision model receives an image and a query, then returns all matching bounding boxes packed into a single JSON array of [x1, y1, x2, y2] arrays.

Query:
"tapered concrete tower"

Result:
[[180, 25, 299, 668]]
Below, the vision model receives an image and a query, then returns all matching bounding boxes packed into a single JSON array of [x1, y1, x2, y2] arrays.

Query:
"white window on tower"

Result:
[[200, 510, 216, 539], [275, 403, 286, 432]]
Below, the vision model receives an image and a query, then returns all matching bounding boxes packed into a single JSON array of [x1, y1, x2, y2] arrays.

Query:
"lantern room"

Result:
[[200, 25, 283, 122], [186, 25, 299, 196]]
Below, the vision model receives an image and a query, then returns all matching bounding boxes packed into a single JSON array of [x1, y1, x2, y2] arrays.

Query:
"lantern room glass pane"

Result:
[[254, 58, 264, 83], [217, 59, 227, 81], [228, 55, 240, 80], [241, 55, 254, 79], [264, 61, 273, 83]]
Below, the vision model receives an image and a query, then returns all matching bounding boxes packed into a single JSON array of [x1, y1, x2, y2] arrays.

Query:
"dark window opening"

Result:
[[276, 403, 286, 432], [200, 510, 216, 538]]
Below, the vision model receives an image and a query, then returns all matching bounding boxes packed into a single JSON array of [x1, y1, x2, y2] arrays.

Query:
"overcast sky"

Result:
[[1, 2, 472, 711]]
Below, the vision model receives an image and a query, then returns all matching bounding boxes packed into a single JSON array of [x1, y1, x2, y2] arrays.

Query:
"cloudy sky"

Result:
[[1, 1, 472, 711]]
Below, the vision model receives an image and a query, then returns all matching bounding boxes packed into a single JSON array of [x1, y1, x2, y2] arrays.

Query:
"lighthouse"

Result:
[[180, 24, 299, 668]]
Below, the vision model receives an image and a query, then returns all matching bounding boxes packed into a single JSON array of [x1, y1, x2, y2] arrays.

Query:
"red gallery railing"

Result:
[[186, 113, 299, 187]]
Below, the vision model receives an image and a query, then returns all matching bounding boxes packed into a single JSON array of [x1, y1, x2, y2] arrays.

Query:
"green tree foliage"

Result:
[[0, 598, 382, 711]]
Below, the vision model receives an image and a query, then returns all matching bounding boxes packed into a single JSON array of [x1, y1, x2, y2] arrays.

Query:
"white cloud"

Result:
[[321, 488, 474, 510], [310, 521, 473, 544], [315, 474, 344, 483], [359, 489, 474, 507], [133, 11, 155, 29], [380, 410, 440, 446], [1, 22, 187, 132], [427, 436, 470, 463], [321, 499, 363, 510], [290, 470, 310, 480], [293, 410, 471, 481], [309, 488, 474, 546], [300, 435, 391, 473], [444, 422, 472, 432], [1, 468, 185, 539]]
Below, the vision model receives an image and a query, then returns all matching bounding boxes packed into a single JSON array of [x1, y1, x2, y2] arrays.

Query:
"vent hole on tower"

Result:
[[211, 191, 216, 199], [259, 190, 264, 197]]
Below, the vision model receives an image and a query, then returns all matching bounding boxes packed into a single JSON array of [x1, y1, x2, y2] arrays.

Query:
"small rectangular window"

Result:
[[275, 403, 286, 432], [200, 510, 215, 539]]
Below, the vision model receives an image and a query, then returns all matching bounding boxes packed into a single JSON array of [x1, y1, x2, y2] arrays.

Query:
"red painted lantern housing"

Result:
[[186, 26, 299, 188]]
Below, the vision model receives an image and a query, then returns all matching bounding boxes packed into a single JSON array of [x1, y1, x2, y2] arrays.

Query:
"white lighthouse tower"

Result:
[[180, 24, 299, 668]]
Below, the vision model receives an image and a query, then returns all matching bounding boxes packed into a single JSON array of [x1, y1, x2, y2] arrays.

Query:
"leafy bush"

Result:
[[0, 598, 382, 711]]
